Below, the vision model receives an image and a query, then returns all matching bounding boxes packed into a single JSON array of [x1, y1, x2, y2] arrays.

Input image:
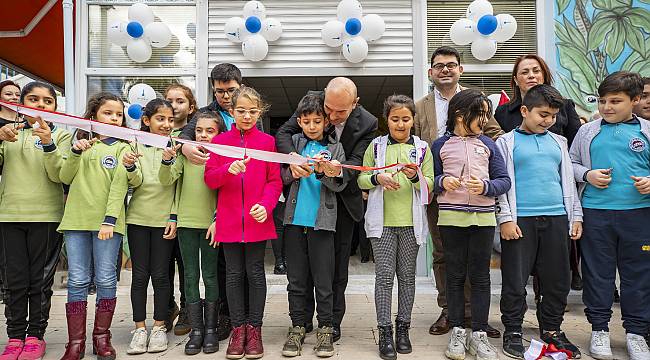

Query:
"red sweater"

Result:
[[204, 126, 282, 243]]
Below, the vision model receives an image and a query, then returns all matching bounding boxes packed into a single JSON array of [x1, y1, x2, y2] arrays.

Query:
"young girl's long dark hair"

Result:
[[76, 92, 125, 140], [140, 98, 173, 132], [445, 89, 492, 135]]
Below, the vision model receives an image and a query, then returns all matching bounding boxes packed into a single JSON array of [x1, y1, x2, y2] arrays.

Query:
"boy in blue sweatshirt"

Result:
[[570, 71, 650, 360]]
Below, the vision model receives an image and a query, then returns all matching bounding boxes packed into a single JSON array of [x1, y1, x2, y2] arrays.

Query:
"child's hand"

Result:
[[0, 123, 22, 142], [586, 169, 612, 188], [500, 222, 522, 240], [250, 204, 267, 223], [377, 172, 400, 191], [442, 176, 462, 191], [206, 222, 218, 248], [122, 151, 141, 167], [72, 138, 96, 152], [631, 176, 650, 194], [98, 224, 114, 240], [401, 166, 417, 180], [162, 144, 181, 161], [466, 175, 485, 195], [183, 144, 210, 165], [289, 153, 313, 178], [31, 117, 52, 145], [163, 220, 177, 239], [322, 160, 342, 177], [228, 157, 251, 175], [570, 221, 583, 240]]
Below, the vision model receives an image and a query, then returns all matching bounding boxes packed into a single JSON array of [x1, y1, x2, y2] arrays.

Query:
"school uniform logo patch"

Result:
[[34, 139, 43, 150], [409, 148, 418, 163], [317, 149, 332, 161], [474, 147, 487, 156], [101, 155, 117, 169], [629, 138, 646, 152]]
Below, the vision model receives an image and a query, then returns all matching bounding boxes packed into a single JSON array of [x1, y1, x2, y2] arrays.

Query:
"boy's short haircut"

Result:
[[430, 46, 461, 68], [296, 93, 325, 118], [522, 84, 565, 111], [598, 71, 644, 99], [210, 63, 242, 85]]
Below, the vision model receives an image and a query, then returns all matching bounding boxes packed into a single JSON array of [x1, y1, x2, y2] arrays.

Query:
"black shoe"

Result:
[[202, 300, 219, 353], [361, 255, 370, 263], [541, 330, 581, 359], [395, 320, 412, 354], [571, 272, 583, 291], [486, 324, 501, 338], [273, 262, 287, 275], [217, 313, 232, 341], [377, 325, 397, 360], [185, 301, 204, 355], [166, 301, 180, 333], [305, 322, 314, 334], [502, 332, 525, 359], [614, 288, 620, 303], [332, 325, 341, 343], [88, 283, 97, 296], [174, 307, 191, 336]]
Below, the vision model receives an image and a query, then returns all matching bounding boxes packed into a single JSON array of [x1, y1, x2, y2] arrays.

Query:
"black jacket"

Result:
[[275, 90, 378, 222], [494, 98, 582, 146]]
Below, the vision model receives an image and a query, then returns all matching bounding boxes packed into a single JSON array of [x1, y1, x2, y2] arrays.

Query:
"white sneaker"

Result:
[[468, 331, 499, 360], [147, 325, 168, 353], [445, 327, 467, 360], [589, 331, 613, 359], [627, 333, 650, 360], [127, 328, 148, 355]]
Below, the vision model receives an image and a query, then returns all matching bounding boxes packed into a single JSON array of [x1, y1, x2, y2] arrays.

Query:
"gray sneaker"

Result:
[[281, 326, 305, 357], [314, 326, 335, 358], [468, 331, 499, 360], [627, 333, 650, 360], [126, 328, 148, 355], [445, 327, 467, 360], [590, 331, 613, 360], [147, 325, 168, 353]]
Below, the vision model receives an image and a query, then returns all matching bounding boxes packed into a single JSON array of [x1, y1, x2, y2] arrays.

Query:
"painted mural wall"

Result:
[[554, 0, 650, 117]]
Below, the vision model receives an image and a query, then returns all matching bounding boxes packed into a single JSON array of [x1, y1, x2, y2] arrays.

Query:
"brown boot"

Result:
[[92, 298, 117, 360], [429, 311, 450, 335], [60, 301, 87, 360]]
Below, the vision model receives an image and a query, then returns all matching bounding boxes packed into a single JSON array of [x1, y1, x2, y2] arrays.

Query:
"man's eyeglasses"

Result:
[[214, 88, 237, 97], [234, 108, 261, 117], [432, 62, 459, 71]]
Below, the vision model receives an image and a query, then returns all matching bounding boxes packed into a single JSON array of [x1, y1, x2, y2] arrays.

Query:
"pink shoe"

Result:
[[16, 338, 45, 360], [0, 339, 24, 360]]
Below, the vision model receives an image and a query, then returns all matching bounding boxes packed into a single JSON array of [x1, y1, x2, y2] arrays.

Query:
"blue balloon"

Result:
[[126, 21, 144, 38], [345, 18, 362, 36], [245, 16, 262, 34], [128, 104, 143, 119], [477, 15, 498, 35]]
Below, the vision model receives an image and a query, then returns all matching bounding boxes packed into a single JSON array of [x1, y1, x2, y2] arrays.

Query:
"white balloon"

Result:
[[224, 17, 249, 43], [242, 34, 269, 61], [128, 84, 157, 107], [321, 20, 346, 47], [107, 21, 131, 47], [471, 37, 497, 61], [124, 103, 142, 130], [128, 3, 155, 26], [342, 36, 368, 63], [450, 18, 476, 45], [145, 22, 172, 48], [466, 0, 494, 22], [261, 18, 282, 42], [360, 14, 385, 42], [243, 1, 266, 19], [337, 0, 363, 21], [127, 38, 152, 63], [492, 13, 517, 42], [106, 44, 129, 66]]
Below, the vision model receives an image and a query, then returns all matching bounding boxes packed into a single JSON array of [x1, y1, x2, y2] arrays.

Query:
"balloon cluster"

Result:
[[321, 0, 386, 63], [124, 83, 157, 129], [449, 0, 517, 61], [224, 1, 283, 62], [107, 3, 173, 63]]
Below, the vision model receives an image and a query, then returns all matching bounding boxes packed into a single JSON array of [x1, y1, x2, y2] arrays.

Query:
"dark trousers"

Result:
[[285, 226, 335, 327], [222, 241, 266, 327], [168, 237, 186, 309], [426, 202, 471, 316], [581, 208, 650, 335], [178, 228, 218, 303], [218, 246, 228, 314], [128, 225, 175, 322], [500, 216, 571, 333], [0, 222, 62, 340], [439, 225, 494, 331], [272, 202, 286, 265]]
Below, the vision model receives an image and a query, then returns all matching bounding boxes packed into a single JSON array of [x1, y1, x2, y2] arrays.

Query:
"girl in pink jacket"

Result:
[[204, 86, 282, 359]]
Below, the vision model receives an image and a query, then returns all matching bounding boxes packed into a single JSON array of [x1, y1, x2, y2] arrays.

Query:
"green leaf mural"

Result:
[[555, 0, 650, 116]]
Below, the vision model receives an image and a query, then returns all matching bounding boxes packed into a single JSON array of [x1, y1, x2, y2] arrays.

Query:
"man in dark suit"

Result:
[[275, 77, 378, 342]]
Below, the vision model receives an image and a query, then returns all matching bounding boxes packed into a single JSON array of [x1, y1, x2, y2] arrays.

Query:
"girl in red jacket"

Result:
[[204, 86, 282, 359]]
